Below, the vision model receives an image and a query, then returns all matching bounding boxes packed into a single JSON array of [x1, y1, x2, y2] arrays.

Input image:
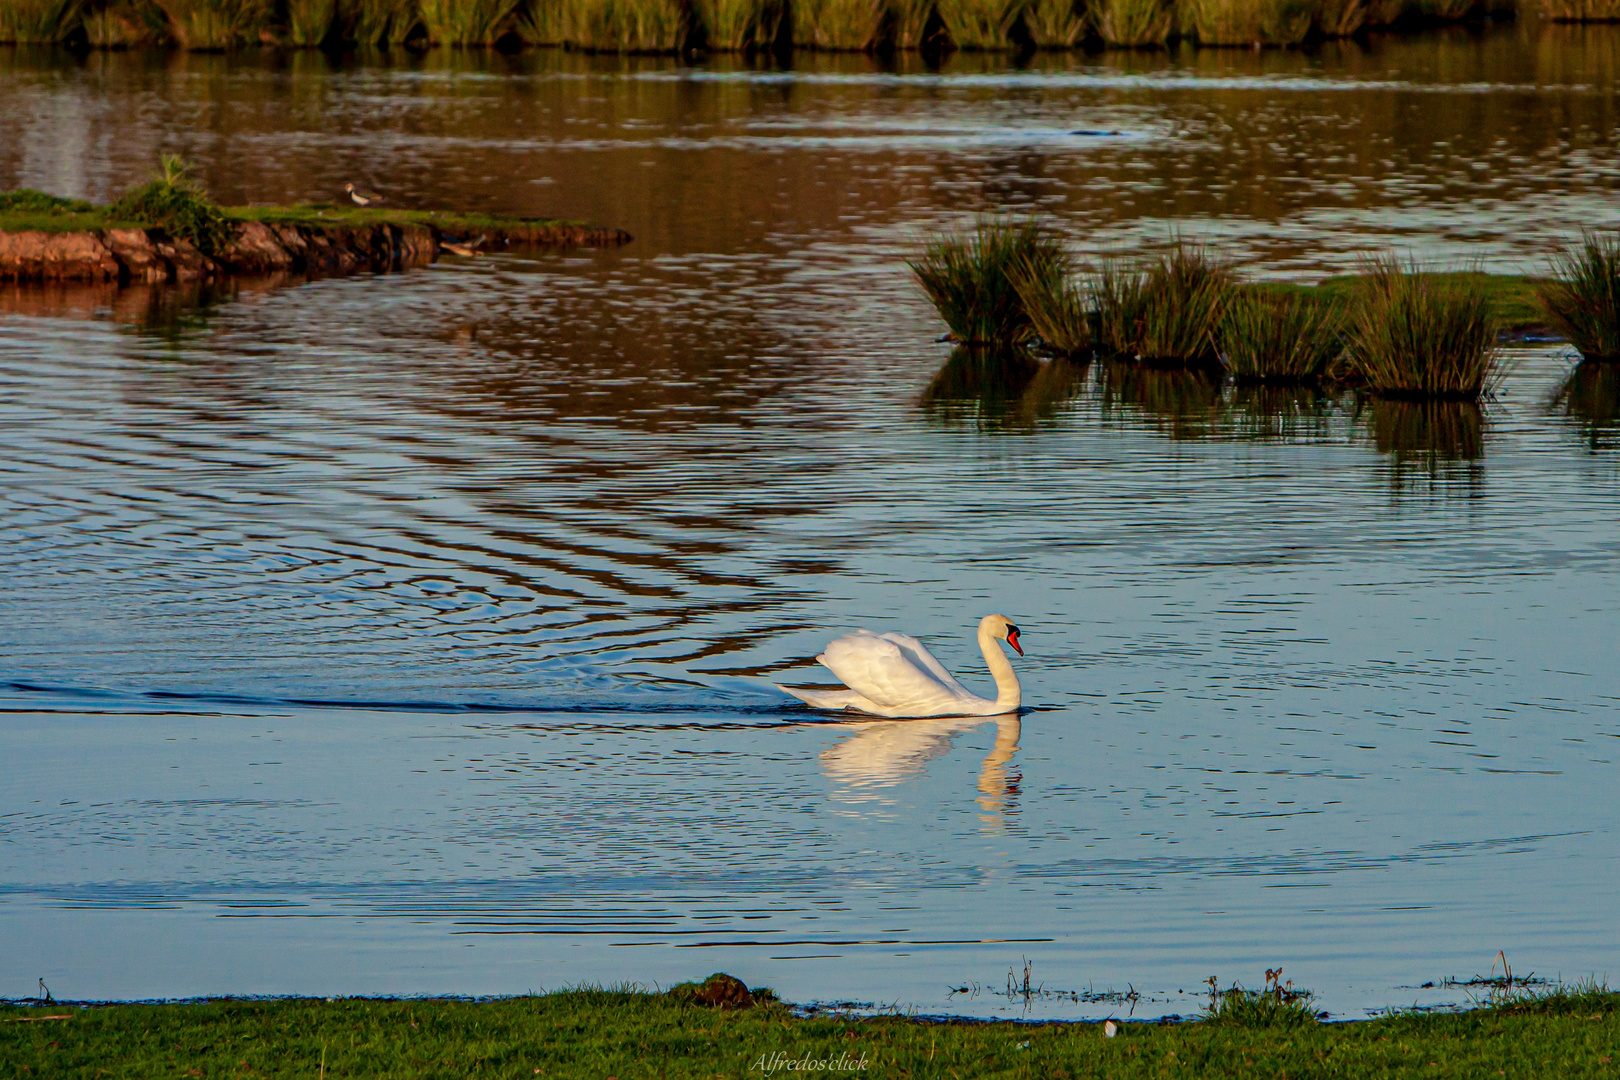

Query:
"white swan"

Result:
[[776, 614, 1023, 718]]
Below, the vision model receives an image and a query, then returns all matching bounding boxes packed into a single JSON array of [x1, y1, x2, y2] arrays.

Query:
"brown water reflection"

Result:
[[1552, 360, 1620, 452], [1363, 398, 1486, 482], [922, 347, 1087, 431], [4, 23, 1619, 276]]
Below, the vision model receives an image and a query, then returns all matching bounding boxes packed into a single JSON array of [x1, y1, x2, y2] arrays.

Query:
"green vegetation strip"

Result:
[[1271, 273, 1549, 335], [0, 187, 579, 243], [3, 983, 1618, 1078]]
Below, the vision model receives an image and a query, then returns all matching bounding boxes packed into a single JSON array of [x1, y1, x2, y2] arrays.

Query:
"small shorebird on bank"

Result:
[[439, 234, 487, 258], [344, 183, 384, 206]]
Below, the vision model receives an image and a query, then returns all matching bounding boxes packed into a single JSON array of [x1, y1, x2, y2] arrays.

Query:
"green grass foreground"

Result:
[[4, 983, 1619, 1078]]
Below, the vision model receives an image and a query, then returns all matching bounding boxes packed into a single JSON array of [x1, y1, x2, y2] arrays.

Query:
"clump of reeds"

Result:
[[1345, 256, 1501, 399], [1202, 971, 1321, 1029], [1023, 0, 1083, 43], [692, 0, 786, 48], [345, 0, 418, 44], [790, 0, 881, 47], [1184, 0, 1311, 44], [1312, 0, 1367, 34], [1541, 0, 1620, 19], [157, 0, 271, 46], [286, 0, 339, 43], [110, 155, 234, 255], [83, 1, 165, 45], [934, 0, 1026, 48], [417, 0, 517, 41], [1415, 0, 1476, 17], [1096, 243, 1234, 366], [1360, 0, 1411, 22], [1010, 251, 1092, 356], [1218, 290, 1343, 383], [1538, 231, 1620, 362], [1093, 0, 1173, 45], [909, 219, 1067, 344], [519, 0, 685, 50], [0, 0, 82, 41]]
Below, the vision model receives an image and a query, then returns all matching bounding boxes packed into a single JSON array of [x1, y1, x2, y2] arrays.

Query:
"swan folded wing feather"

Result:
[[877, 632, 974, 697], [818, 630, 969, 712]]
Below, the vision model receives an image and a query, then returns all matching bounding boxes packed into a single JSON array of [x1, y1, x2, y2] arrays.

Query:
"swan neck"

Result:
[[978, 623, 1021, 710]]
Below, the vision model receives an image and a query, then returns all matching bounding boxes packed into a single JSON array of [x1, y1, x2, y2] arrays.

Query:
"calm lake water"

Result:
[[3, 24, 1620, 1020]]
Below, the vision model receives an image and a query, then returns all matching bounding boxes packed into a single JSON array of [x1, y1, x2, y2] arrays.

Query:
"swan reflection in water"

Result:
[[818, 715, 1022, 825]]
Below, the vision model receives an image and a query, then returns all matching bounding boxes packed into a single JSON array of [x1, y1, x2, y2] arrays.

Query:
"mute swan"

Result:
[[776, 614, 1023, 718]]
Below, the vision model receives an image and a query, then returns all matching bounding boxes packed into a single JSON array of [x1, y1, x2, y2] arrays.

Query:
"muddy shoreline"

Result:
[[0, 218, 632, 285]]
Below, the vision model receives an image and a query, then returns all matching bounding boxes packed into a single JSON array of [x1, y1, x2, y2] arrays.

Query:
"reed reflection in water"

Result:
[[921, 347, 1088, 432], [1552, 360, 1620, 452]]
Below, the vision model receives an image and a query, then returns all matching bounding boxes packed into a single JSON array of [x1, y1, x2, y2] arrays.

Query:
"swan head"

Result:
[[980, 613, 1023, 656]]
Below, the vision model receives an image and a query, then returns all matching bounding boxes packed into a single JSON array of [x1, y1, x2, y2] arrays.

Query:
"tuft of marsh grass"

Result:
[[1093, 0, 1173, 45], [157, 0, 272, 47], [519, 0, 686, 50], [417, 0, 518, 41], [345, 0, 419, 44], [1097, 243, 1234, 366], [1023, 0, 1083, 42], [1539, 231, 1620, 362], [1218, 289, 1343, 383], [1346, 256, 1502, 399], [934, 0, 1027, 48], [1184, 0, 1311, 44], [692, 0, 786, 49], [1361, 0, 1412, 22], [1483, 978, 1616, 1016], [1312, 0, 1368, 33], [83, 1, 166, 45], [285, 0, 339, 42], [791, 0, 882, 47], [1010, 250, 1092, 356], [1541, 0, 1620, 19], [1202, 971, 1322, 1029], [109, 155, 234, 255], [909, 219, 1067, 344], [0, 0, 82, 41], [1414, 0, 1476, 16]]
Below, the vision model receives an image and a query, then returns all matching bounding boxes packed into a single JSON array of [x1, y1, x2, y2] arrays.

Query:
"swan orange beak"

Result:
[[1007, 628, 1022, 656]]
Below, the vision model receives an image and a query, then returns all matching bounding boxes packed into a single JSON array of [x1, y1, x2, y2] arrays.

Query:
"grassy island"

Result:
[[0, 161, 630, 286], [2, 975, 1618, 1078], [911, 220, 1620, 402]]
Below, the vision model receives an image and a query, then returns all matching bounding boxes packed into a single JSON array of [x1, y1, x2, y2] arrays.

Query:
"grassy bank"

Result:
[[2, 979, 1618, 1078], [0, 187, 582, 240], [0, 0, 1554, 53]]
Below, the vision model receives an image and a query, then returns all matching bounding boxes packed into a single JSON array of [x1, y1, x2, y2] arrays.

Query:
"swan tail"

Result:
[[775, 684, 867, 711]]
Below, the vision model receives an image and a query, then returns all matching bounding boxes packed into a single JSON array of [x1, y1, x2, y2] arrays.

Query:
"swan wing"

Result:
[[818, 630, 974, 713], [877, 632, 975, 697]]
